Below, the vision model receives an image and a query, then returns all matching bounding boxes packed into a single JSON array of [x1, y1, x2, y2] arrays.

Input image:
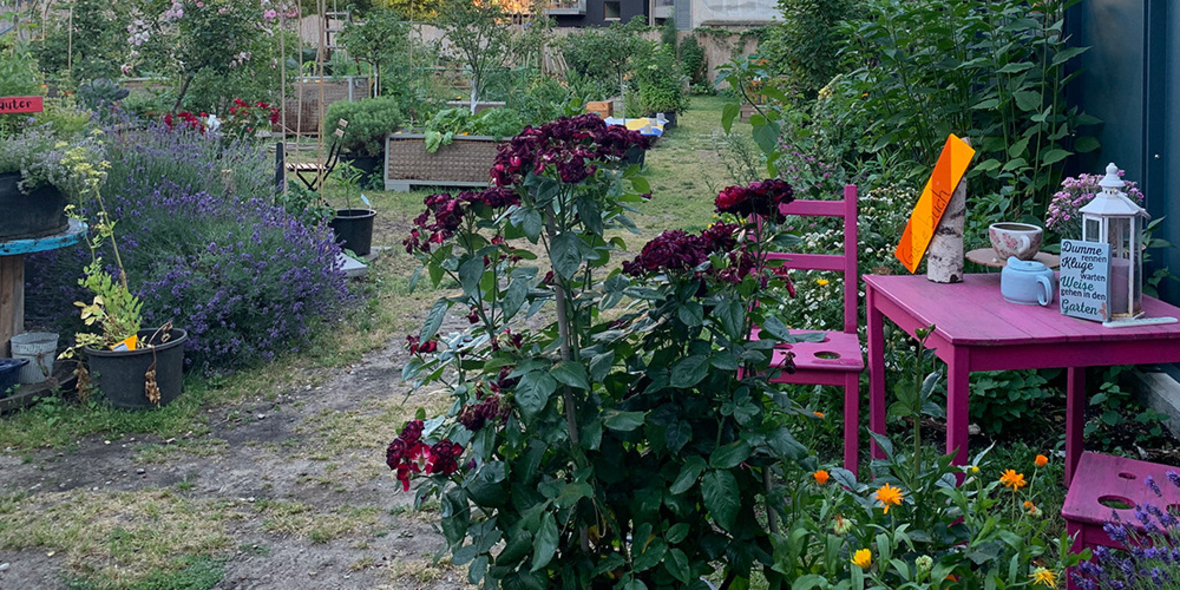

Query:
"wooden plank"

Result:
[[781, 200, 846, 218], [0, 255, 23, 356], [764, 252, 843, 272]]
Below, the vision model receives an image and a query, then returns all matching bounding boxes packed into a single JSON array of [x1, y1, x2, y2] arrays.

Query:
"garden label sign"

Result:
[[0, 96, 43, 114], [895, 134, 976, 273], [1059, 239, 1111, 321]]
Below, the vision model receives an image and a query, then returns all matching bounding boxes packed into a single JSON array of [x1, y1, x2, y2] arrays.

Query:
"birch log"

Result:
[[926, 167, 967, 283]]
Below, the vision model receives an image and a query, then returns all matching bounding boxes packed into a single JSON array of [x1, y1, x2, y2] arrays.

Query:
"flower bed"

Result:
[[383, 133, 499, 192]]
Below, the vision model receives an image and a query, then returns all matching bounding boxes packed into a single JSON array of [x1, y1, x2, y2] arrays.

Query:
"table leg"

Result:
[[0, 254, 24, 357], [945, 346, 970, 467], [868, 284, 886, 461], [1065, 366, 1086, 487]]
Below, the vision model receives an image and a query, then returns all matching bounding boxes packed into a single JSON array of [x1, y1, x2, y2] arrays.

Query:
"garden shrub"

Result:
[[679, 36, 707, 87], [325, 96, 406, 156], [27, 123, 348, 372], [760, 0, 852, 102]]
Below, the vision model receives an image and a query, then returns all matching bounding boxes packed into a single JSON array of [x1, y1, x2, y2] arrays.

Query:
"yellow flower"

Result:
[[1035, 454, 1049, 467], [1029, 567, 1057, 588], [851, 548, 871, 569], [968, 465, 980, 474], [813, 470, 830, 485], [999, 469, 1027, 491], [874, 483, 903, 513], [816, 278, 830, 286]]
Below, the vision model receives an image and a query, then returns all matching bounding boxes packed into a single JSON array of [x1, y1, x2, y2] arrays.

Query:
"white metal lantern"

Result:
[[1079, 162, 1148, 320]]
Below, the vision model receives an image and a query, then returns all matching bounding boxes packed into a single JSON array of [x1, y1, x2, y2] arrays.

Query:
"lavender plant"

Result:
[[27, 122, 347, 372], [1071, 472, 1180, 590]]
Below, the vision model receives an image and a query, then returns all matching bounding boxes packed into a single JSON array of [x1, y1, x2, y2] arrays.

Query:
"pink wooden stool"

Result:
[[1062, 451, 1180, 589]]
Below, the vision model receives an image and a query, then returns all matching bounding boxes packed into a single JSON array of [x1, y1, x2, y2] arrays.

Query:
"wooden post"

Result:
[[927, 139, 969, 283], [0, 255, 25, 357]]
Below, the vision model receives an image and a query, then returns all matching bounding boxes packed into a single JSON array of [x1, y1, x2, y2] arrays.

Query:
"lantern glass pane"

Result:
[[1084, 218, 1100, 242]]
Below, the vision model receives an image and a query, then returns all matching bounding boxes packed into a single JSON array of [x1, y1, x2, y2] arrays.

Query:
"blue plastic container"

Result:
[[0, 358, 29, 397]]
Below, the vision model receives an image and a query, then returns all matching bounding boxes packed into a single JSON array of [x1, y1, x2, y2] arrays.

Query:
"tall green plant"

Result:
[[761, 0, 851, 102], [837, 0, 1097, 221]]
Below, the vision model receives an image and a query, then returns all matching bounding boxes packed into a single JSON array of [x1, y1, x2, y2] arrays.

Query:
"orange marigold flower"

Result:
[[874, 483, 903, 513], [1035, 454, 1049, 467], [813, 470, 830, 485], [999, 469, 1027, 491], [813, 411, 825, 418]]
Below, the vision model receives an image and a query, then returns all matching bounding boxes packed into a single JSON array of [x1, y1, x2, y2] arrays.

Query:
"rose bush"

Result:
[[395, 114, 828, 589]]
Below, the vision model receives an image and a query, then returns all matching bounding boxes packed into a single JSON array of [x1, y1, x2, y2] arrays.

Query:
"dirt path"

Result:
[[0, 336, 467, 590]]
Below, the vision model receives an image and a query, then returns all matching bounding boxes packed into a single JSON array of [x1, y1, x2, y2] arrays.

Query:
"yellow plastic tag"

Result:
[[111, 334, 138, 352]]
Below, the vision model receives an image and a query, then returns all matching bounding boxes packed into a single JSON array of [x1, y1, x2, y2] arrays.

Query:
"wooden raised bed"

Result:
[[384, 133, 500, 192]]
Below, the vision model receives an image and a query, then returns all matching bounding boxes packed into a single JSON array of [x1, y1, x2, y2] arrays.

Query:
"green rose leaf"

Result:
[[515, 371, 557, 419], [529, 512, 559, 572], [670, 355, 709, 388], [603, 410, 646, 431], [550, 360, 590, 390], [551, 232, 582, 279], [710, 440, 751, 469], [701, 470, 740, 530]]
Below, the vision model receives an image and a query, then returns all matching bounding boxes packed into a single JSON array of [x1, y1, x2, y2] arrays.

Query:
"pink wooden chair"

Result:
[[757, 184, 864, 474]]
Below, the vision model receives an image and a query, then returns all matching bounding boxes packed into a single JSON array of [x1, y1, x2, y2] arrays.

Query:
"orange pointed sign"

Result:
[[895, 134, 976, 273]]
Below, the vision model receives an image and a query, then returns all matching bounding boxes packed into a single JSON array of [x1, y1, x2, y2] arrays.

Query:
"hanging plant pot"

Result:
[[329, 208, 377, 257], [0, 172, 69, 240], [85, 328, 187, 410]]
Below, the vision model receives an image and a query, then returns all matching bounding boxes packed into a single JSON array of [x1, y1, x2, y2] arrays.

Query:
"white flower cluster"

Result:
[[162, 1, 184, 20], [126, 19, 150, 46]]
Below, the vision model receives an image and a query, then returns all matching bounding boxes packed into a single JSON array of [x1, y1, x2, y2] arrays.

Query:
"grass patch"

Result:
[[256, 500, 380, 543], [134, 439, 230, 464], [0, 489, 235, 588], [66, 555, 226, 590]]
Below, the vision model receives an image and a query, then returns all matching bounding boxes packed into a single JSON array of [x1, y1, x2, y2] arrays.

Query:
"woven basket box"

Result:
[[384, 133, 500, 192]]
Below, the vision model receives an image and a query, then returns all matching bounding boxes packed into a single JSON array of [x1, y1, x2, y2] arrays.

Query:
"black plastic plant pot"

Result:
[[85, 328, 187, 410], [0, 358, 29, 398], [330, 208, 377, 257], [623, 145, 647, 168], [0, 172, 69, 240]]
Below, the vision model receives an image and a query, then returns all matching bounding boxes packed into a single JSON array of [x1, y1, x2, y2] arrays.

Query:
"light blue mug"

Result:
[[1001, 257, 1055, 306]]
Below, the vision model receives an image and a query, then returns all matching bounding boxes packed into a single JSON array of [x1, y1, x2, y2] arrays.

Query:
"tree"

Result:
[[436, 0, 511, 114], [338, 8, 411, 97]]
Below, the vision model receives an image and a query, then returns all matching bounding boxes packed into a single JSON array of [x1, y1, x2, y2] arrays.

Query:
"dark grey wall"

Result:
[[553, 0, 647, 27], [1066, 0, 1179, 305]]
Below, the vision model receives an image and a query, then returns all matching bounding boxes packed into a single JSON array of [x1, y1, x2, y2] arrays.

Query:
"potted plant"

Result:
[[325, 95, 404, 183], [636, 44, 687, 128], [58, 141, 187, 410], [0, 127, 74, 240], [328, 162, 377, 257]]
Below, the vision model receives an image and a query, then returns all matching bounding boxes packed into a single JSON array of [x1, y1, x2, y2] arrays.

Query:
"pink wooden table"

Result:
[[865, 273, 1180, 485]]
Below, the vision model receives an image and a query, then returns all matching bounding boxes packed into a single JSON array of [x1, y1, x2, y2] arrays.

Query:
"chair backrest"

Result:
[[764, 184, 859, 334]]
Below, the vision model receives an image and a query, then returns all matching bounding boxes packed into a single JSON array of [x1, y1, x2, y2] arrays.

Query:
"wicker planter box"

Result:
[[384, 133, 501, 192]]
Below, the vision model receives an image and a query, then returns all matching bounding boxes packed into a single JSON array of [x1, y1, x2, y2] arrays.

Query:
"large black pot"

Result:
[[86, 328, 187, 410], [342, 153, 382, 185], [0, 172, 69, 240], [330, 208, 377, 257]]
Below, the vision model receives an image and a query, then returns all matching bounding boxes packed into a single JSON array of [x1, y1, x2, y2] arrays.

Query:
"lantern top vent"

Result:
[[1079, 162, 1147, 218]]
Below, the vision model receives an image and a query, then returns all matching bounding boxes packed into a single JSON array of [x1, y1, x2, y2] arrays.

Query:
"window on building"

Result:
[[604, 1, 620, 20]]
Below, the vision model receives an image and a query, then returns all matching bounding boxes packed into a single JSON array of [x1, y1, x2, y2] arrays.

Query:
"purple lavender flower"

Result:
[[1146, 475, 1162, 497]]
